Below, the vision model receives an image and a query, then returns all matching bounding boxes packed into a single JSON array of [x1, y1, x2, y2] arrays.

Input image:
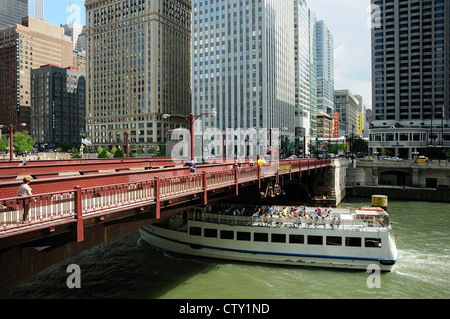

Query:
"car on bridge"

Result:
[[417, 156, 430, 163], [387, 157, 402, 161]]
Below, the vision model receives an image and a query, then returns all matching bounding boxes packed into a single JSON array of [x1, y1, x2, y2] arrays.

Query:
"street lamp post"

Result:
[[0, 123, 26, 161], [163, 109, 217, 161]]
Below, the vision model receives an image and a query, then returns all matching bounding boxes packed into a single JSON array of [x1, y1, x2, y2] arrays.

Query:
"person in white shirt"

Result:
[[18, 176, 33, 222]]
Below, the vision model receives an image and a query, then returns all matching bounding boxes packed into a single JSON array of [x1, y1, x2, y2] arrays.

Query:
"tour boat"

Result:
[[139, 204, 398, 272]]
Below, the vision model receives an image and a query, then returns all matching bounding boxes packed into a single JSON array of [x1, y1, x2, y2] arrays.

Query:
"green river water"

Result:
[[2, 197, 449, 299]]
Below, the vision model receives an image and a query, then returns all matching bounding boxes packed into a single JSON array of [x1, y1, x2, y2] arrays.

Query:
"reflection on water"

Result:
[[2, 197, 450, 299]]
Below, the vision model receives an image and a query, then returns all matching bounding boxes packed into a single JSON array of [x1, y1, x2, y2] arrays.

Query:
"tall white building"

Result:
[[192, 0, 296, 151], [316, 20, 334, 115], [29, 0, 44, 20], [294, 0, 317, 140], [62, 22, 86, 51]]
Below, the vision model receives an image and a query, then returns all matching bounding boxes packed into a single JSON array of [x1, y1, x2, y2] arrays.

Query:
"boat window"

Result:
[[326, 236, 342, 246], [289, 235, 304, 244], [254, 232, 269, 242], [307, 235, 323, 245], [345, 237, 362, 247], [204, 228, 217, 238], [271, 234, 286, 243], [365, 238, 382, 248], [189, 227, 202, 236], [220, 230, 234, 240], [237, 232, 251, 241]]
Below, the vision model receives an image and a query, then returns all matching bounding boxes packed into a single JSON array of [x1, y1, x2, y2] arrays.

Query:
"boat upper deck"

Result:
[[188, 205, 392, 234]]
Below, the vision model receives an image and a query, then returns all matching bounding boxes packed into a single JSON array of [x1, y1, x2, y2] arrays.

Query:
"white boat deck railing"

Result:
[[188, 212, 391, 233]]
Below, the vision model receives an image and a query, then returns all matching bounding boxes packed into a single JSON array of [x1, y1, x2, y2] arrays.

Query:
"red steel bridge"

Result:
[[0, 157, 331, 293]]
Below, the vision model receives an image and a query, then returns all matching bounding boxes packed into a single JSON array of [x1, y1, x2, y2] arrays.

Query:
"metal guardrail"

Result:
[[0, 159, 332, 240], [189, 212, 391, 233]]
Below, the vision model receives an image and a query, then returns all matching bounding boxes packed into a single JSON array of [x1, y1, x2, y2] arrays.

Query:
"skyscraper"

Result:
[[31, 65, 85, 150], [62, 22, 85, 51], [334, 89, 360, 137], [370, 0, 450, 158], [85, 0, 192, 151], [0, 0, 28, 30], [29, 0, 44, 20], [0, 17, 73, 132], [316, 20, 334, 116], [192, 0, 296, 154], [294, 0, 317, 141]]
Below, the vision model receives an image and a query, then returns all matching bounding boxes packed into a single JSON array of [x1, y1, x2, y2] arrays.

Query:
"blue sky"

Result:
[[43, 0, 372, 109], [43, 0, 85, 26]]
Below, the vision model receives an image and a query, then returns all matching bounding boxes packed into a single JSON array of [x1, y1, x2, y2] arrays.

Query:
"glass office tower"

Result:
[[294, 0, 317, 140], [316, 20, 334, 116], [192, 0, 296, 148]]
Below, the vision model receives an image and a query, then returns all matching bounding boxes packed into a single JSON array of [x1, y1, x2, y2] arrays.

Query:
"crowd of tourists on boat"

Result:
[[210, 203, 334, 218], [207, 203, 342, 226]]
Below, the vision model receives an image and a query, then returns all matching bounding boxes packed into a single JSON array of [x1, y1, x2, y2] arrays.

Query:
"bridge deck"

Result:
[[0, 159, 331, 242]]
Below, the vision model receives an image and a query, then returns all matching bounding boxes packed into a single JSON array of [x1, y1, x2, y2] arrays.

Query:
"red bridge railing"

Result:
[[0, 159, 332, 241]]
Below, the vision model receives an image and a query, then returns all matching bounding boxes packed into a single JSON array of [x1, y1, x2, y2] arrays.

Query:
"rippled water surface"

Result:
[[2, 197, 450, 299]]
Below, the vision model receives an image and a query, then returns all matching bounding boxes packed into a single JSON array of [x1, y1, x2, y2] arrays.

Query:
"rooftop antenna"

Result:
[[69, 0, 72, 24]]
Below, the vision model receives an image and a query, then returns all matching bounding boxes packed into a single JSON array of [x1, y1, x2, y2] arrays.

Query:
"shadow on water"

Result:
[[1, 231, 217, 299]]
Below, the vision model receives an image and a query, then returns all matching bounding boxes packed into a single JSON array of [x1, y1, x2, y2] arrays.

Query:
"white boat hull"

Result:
[[140, 220, 398, 272]]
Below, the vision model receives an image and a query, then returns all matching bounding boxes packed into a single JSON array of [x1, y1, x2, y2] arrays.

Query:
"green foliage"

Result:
[[351, 136, 369, 154], [0, 136, 7, 152], [156, 145, 166, 157], [13, 130, 35, 155], [98, 149, 110, 158], [70, 147, 82, 159], [114, 149, 125, 158], [110, 146, 117, 154], [147, 146, 157, 155], [329, 144, 348, 154], [58, 142, 74, 152]]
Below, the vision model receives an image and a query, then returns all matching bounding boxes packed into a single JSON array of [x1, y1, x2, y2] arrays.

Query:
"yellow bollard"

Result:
[[372, 195, 388, 211]]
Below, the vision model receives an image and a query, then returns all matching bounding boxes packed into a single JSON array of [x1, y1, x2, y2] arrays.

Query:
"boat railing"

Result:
[[188, 212, 391, 232]]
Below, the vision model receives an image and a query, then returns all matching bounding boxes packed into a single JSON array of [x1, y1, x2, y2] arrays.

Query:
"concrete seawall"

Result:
[[347, 185, 450, 203]]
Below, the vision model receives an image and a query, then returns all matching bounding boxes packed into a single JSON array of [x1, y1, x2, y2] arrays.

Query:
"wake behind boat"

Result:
[[139, 204, 398, 272]]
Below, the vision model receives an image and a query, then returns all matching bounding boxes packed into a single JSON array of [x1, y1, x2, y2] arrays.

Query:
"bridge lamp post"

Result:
[[163, 109, 217, 161], [0, 123, 26, 161]]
